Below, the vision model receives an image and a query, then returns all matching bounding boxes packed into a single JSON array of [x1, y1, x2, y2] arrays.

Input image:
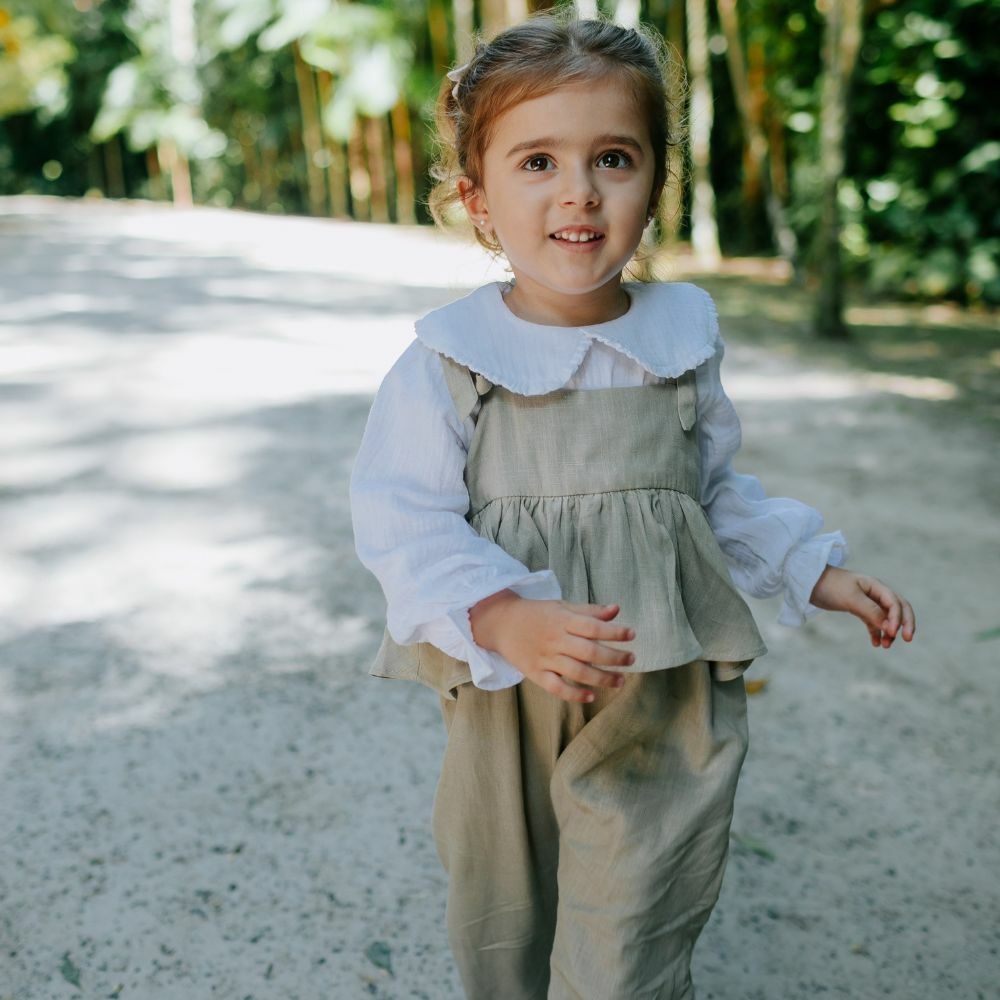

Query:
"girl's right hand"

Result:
[[469, 589, 634, 702]]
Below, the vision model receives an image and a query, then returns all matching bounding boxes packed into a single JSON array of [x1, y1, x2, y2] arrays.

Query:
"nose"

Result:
[[559, 163, 600, 208]]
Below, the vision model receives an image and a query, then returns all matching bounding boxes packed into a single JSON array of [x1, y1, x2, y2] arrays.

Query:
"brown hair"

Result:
[[428, 13, 685, 254]]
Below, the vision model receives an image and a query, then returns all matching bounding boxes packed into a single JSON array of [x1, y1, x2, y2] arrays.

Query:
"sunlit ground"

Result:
[[1, 196, 997, 999], [2, 197, 991, 726]]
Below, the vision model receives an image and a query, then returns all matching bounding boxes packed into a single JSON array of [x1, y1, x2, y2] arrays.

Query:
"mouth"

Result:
[[550, 227, 605, 244]]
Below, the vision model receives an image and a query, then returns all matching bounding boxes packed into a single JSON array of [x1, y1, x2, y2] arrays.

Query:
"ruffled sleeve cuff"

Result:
[[778, 531, 849, 626], [445, 570, 562, 690]]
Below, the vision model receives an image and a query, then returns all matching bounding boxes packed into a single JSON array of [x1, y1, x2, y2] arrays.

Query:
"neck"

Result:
[[502, 280, 630, 327]]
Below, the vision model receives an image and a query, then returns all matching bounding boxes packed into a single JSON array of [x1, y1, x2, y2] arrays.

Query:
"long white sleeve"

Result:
[[350, 341, 559, 690], [695, 339, 848, 624], [352, 326, 847, 693]]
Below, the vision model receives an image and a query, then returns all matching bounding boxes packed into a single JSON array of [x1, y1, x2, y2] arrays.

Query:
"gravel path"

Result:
[[1, 197, 997, 1000]]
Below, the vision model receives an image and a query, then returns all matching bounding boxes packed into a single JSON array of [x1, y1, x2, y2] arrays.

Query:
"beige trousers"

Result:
[[433, 662, 749, 1000]]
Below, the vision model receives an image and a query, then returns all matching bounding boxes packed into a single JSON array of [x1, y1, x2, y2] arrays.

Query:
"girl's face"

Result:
[[460, 77, 657, 327]]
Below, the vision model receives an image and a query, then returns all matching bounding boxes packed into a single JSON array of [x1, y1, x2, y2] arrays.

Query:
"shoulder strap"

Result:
[[675, 369, 697, 431], [438, 354, 493, 425]]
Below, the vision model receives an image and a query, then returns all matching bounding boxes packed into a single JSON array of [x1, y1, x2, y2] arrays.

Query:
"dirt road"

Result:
[[1, 197, 997, 999]]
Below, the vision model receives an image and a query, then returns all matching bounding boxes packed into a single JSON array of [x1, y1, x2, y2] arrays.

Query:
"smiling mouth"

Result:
[[550, 229, 604, 243]]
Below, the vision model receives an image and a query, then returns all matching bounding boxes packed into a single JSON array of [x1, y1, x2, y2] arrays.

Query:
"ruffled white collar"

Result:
[[414, 280, 719, 395]]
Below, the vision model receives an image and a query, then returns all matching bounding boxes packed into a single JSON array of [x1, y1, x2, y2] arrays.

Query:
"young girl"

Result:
[[351, 14, 914, 1000]]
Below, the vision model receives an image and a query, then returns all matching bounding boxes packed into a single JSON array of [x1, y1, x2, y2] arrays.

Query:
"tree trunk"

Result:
[[481, 0, 528, 38], [316, 70, 348, 217], [293, 43, 327, 216], [452, 0, 475, 62], [428, 0, 452, 72], [103, 138, 125, 198], [390, 100, 417, 224], [365, 115, 390, 223], [686, 0, 721, 266], [813, 0, 863, 339], [613, 0, 641, 27], [167, 0, 195, 206], [716, 0, 798, 264], [348, 117, 372, 222]]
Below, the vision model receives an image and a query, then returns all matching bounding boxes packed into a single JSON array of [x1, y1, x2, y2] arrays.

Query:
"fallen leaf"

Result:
[[744, 677, 769, 695], [59, 953, 81, 989], [365, 940, 393, 976], [730, 831, 776, 861]]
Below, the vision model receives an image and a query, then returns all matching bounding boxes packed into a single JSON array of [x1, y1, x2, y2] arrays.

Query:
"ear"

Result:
[[457, 176, 491, 234]]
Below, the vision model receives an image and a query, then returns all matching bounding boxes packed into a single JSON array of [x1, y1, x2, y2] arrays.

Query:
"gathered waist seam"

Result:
[[469, 484, 700, 517]]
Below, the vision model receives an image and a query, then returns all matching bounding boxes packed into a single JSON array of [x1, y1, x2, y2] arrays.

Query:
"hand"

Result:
[[809, 566, 916, 648], [469, 589, 635, 702]]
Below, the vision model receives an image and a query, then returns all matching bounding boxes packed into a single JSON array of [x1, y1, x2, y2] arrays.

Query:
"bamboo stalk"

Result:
[[348, 117, 372, 221], [717, 0, 798, 263], [814, 0, 864, 338], [686, 0, 721, 265], [365, 115, 390, 223], [428, 0, 450, 73], [103, 137, 125, 198], [316, 70, 348, 217], [390, 101, 416, 224], [292, 42, 327, 216]]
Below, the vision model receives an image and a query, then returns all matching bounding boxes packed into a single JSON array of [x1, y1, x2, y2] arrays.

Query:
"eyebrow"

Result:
[[504, 134, 646, 158]]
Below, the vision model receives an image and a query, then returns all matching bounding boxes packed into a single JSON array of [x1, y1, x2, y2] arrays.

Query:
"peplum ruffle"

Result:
[[371, 362, 766, 699], [471, 486, 766, 682]]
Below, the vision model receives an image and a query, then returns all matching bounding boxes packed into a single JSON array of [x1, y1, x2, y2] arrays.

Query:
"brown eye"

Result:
[[523, 155, 553, 172], [598, 150, 632, 169]]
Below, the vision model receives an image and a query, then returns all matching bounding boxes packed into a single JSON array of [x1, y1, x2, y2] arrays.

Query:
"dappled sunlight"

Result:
[[104, 428, 268, 491], [0, 443, 104, 490], [0, 327, 115, 375], [726, 368, 956, 403], [0, 199, 986, 745]]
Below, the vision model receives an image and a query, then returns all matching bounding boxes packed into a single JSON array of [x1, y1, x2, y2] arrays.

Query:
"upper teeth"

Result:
[[554, 230, 599, 242]]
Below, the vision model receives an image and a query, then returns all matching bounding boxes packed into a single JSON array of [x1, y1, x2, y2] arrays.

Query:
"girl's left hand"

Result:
[[809, 565, 916, 648]]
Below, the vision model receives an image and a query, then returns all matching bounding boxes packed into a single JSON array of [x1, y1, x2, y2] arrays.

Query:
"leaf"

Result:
[[731, 832, 776, 861], [744, 677, 769, 696], [364, 940, 393, 976], [59, 952, 82, 989], [974, 626, 1000, 642]]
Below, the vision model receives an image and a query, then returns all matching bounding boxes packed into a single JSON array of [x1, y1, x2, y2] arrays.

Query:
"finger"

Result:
[[562, 601, 622, 622], [556, 656, 627, 689], [850, 590, 893, 647], [859, 577, 901, 633], [900, 600, 916, 641], [563, 637, 634, 670], [537, 670, 602, 704], [565, 615, 636, 644]]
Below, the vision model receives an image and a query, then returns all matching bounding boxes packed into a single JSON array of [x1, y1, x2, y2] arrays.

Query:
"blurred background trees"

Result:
[[2, 0, 998, 311]]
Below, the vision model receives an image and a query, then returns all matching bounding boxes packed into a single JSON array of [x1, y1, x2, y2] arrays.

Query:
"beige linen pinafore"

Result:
[[374, 355, 767, 1000]]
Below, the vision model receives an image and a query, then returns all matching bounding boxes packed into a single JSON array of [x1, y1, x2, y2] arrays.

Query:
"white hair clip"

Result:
[[447, 61, 471, 101]]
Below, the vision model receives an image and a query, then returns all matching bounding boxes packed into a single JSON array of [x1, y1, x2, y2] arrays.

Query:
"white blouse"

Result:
[[350, 281, 847, 690]]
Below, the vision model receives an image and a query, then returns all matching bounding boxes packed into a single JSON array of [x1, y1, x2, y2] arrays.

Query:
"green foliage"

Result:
[[89, 0, 226, 161], [209, 0, 414, 138], [845, 0, 1000, 304], [0, 0, 996, 307], [0, 5, 75, 119], [0, 0, 144, 196]]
